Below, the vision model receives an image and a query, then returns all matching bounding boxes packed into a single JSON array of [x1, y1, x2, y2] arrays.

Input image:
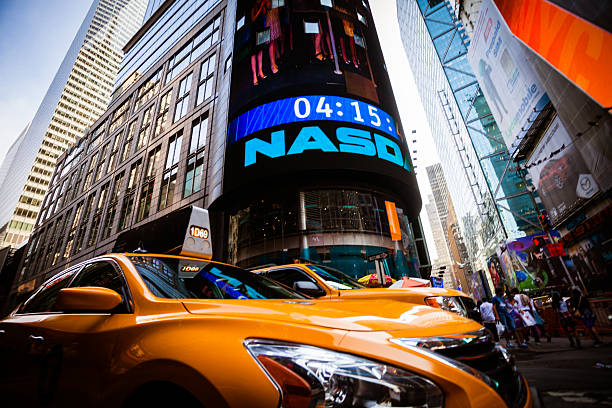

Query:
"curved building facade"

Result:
[[213, 0, 426, 278]]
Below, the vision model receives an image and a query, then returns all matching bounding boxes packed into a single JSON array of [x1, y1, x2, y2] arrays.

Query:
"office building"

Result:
[[0, 0, 148, 249], [397, 0, 542, 288], [10, 0, 430, 299], [425, 195, 454, 288], [426, 163, 472, 291], [461, 0, 611, 290]]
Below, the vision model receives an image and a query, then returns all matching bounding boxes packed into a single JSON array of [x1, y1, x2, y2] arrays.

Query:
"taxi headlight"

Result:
[[390, 337, 499, 391], [245, 339, 443, 408]]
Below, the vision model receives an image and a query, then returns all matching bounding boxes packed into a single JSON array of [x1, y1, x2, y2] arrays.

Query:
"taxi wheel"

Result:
[[122, 381, 204, 408]]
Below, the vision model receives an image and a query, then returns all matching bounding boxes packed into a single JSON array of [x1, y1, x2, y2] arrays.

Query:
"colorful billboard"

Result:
[[224, 0, 418, 207], [493, 0, 612, 109], [497, 233, 555, 291], [526, 116, 599, 225], [467, 0, 549, 154]]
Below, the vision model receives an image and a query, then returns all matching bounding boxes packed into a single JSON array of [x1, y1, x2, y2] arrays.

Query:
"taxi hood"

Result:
[[182, 298, 481, 337], [333, 287, 468, 303]]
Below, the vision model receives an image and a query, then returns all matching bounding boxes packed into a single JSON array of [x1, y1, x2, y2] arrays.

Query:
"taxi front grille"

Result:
[[436, 339, 527, 408]]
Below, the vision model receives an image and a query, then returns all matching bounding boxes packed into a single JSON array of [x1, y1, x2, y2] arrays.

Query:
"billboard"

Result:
[[225, 0, 417, 207], [497, 233, 553, 291], [526, 116, 599, 225], [467, 0, 549, 154], [493, 0, 612, 109]]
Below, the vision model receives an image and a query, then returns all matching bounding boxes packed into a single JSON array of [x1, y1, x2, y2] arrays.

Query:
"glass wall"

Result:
[[228, 189, 422, 279]]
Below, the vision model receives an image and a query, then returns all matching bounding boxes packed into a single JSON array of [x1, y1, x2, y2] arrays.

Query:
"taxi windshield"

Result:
[[306, 265, 365, 290], [129, 256, 305, 300]]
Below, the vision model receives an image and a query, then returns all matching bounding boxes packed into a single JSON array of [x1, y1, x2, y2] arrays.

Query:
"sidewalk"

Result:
[[512, 336, 612, 407], [509, 335, 611, 360]]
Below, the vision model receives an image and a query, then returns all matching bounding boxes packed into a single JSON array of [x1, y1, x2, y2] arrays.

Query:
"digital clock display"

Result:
[[228, 95, 400, 145]]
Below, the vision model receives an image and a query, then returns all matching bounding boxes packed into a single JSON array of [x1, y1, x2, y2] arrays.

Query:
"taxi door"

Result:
[[47, 259, 135, 405], [0, 269, 77, 406]]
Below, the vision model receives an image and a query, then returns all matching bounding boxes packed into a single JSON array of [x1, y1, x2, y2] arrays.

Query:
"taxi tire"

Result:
[[122, 381, 204, 408]]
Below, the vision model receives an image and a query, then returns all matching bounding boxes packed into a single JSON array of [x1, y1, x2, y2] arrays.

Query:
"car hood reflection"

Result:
[[181, 298, 480, 335]]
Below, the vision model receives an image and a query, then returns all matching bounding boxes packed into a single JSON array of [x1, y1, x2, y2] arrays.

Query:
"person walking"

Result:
[[552, 292, 581, 348], [512, 288, 540, 344], [531, 296, 552, 343], [492, 287, 521, 348], [571, 288, 603, 346], [480, 298, 500, 343]]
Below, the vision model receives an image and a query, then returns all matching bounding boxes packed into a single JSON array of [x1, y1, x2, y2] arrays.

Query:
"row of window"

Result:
[[44, 54, 217, 222], [27, 112, 211, 275]]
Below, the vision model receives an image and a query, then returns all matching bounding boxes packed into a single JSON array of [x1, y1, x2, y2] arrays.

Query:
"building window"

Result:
[[64, 201, 84, 258], [102, 172, 125, 240], [93, 143, 109, 183], [184, 113, 209, 198], [118, 159, 142, 231], [72, 163, 87, 200], [107, 131, 122, 172], [154, 90, 173, 138], [174, 73, 192, 123], [52, 209, 72, 265], [61, 172, 76, 208], [136, 104, 155, 150], [121, 120, 138, 163], [109, 97, 131, 134], [136, 146, 161, 222], [83, 154, 98, 191], [87, 123, 105, 154], [165, 15, 221, 85], [159, 132, 183, 210], [135, 67, 162, 110], [88, 183, 109, 247], [196, 54, 216, 105], [74, 194, 95, 254]]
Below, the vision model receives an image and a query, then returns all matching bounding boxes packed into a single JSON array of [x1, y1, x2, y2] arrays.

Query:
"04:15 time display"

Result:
[[227, 94, 400, 144], [294, 96, 384, 128]]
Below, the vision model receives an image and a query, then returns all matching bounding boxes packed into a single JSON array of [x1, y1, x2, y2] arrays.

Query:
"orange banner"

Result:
[[384, 200, 401, 241], [494, 0, 612, 108]]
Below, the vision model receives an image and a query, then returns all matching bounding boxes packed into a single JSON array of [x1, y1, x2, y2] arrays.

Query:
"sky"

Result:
[[0, 0, 441, 262]]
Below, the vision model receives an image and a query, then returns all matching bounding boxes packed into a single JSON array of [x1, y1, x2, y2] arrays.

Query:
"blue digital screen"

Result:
[[228, 95, 400, 145]]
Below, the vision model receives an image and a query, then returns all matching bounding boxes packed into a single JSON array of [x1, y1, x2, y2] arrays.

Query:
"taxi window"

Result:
[[18, 270, 77, 314], [129, 256, 305, 300], [69, 261, 131, 312], [306, 265, 364, 289], [266, 268, 318, 289]]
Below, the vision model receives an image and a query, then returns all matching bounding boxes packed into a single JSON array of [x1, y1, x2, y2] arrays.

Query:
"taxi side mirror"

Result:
[[54, 287, 123, 312], [293, 281, 326, 298]]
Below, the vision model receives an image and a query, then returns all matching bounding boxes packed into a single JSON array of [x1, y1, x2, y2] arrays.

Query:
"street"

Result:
[[514, 336, 612, 407]]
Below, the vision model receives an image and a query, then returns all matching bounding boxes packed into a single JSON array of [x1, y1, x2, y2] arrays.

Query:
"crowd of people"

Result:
[[477, 287, 604, 349]]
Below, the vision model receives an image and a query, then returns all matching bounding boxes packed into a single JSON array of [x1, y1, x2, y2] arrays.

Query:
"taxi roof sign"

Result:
[[180, 207, 212, 260], [113, 205, 213, 260]]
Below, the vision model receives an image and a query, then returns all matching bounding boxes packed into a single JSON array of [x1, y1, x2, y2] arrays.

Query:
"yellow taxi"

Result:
[[253, 263, 481, 320], [0, 253, 531, 407]]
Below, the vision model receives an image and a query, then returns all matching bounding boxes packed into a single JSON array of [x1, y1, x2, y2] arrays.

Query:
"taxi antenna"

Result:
[[133, 241, 147, 253]]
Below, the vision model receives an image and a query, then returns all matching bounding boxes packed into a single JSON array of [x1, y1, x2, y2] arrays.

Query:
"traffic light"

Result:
[[532, 236, 547, 250], [538, 212, 550, 230]]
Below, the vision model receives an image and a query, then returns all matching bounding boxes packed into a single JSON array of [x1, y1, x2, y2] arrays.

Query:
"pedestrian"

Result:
[[479, 298, 500, 343], [531, 296, 552, 343], [571, 288, 603, 346], [551, 292, 581, 348], [507, 290, 528, 348], [492, 287, 521, 348], [512, 288, 540, 344]]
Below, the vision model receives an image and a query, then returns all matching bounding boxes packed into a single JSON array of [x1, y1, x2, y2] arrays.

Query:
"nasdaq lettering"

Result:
[[244, 126, 411, 171]]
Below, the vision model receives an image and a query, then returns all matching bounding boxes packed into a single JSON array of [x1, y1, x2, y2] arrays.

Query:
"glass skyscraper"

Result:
[[0, 0, 148, 249], [397, 0, 543, 275]]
